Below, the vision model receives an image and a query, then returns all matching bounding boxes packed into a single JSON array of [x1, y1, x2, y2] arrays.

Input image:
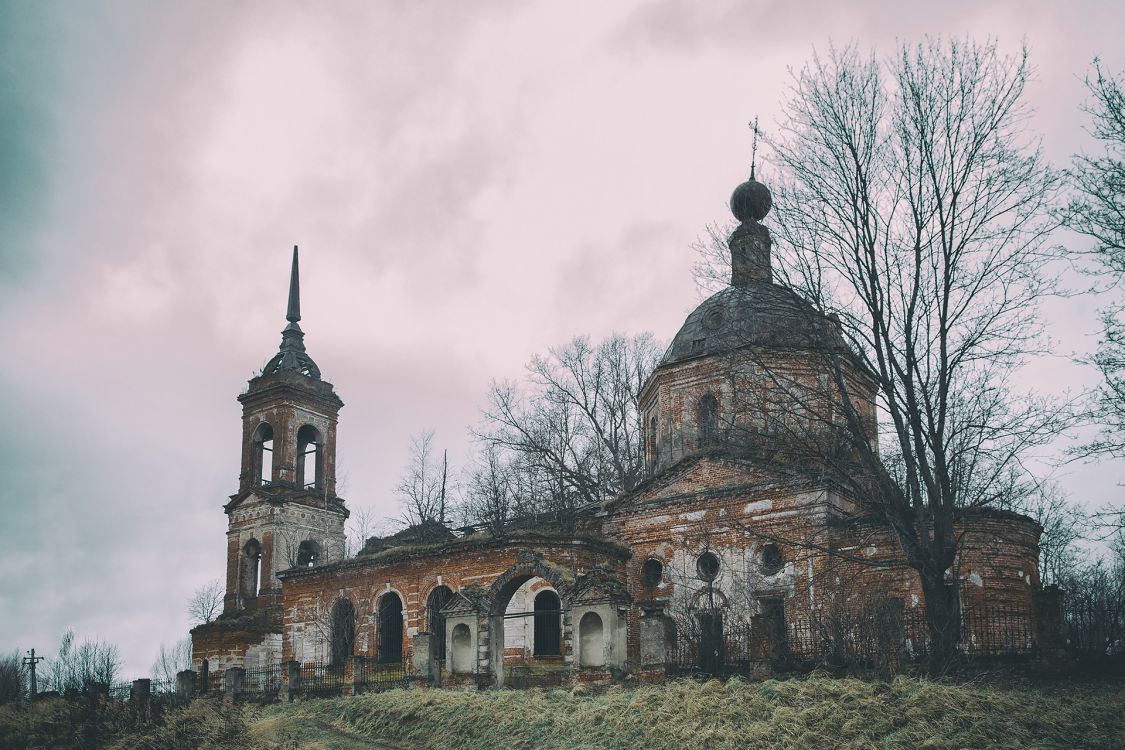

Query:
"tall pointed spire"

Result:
[[261, 245, 322, 380], [287, 245, 301, 323]]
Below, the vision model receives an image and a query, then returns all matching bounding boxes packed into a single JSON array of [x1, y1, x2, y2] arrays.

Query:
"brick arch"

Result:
[[488, 555, 574, 611]]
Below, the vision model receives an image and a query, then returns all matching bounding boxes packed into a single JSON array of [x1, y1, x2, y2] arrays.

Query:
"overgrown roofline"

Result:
[[277, 529, 631, 581]]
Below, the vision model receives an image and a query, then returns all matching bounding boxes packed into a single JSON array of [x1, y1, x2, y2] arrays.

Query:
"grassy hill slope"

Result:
[[252, 675, 1124, 750], [2, 675, 1122, 750]]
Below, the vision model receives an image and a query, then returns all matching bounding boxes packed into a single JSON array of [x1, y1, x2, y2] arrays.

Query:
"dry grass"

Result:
[[256, 675, 1125, 750], [3, 676, 1121, 749]]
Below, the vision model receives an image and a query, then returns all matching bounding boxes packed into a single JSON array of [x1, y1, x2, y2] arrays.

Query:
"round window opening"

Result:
[[641, 559, 664, 588], [702, 308, 724, 332], [696, 551, 720, 582], [761, 544, 784, 575]]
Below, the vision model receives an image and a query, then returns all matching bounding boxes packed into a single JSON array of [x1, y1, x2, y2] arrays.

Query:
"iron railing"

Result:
[[506, 663, 568, 688], [1065, 601, 1125, 659], [354, 660, 408, 693], [242, 665, 283, 699], [670, 604, 1037, 676], [297, 663, 345, 697]]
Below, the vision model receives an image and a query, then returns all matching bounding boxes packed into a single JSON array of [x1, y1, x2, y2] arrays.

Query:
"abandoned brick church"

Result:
[[190, 174, 1042, 689]]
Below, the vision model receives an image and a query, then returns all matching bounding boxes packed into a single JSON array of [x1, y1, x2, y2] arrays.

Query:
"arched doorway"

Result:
[[377, 592, 404, 664], [240, 539, 261, 600], [330, 598, 355, 666], [578, 612, 605, 667], [427, 585, 454, 663], [489, 569, 569, 687], [533, 590, 562, 656], [450, 623, 473, 673]]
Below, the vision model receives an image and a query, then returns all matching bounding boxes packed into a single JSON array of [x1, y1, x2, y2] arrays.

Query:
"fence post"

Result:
[[175, 670, 196, 700], [281, 660, 301, 702], [222, 668, 245, 703], [412, 632, 437, 688], [131, 678, 151, 718], [342, 656, 355, 697], [1034, 585, 1073, 673], [349, 655, 365, 695], [639, 612, 669, 682]]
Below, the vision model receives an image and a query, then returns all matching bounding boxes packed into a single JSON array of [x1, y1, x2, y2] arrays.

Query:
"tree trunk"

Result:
[[920, 569, 961, 674]]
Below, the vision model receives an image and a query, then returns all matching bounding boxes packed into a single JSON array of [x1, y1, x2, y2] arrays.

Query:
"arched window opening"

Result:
[[532, 590, 561, 657], [240, 539, 262, 599], [698, 394, 718, 446], [649, 416, 658, 464], [450, 624, 473, 673], [641, 558, 664, 589], [760, 544, 784, 575], [297, 540, 321, 567], [427, 585, 454, 662], [253, 423, 275, 486], [296, 425, 322, 490], [377, 592, 404, 664], [578, 612, 605, 667], [696, 551, 720, 582], [330, 598, 356, 667]]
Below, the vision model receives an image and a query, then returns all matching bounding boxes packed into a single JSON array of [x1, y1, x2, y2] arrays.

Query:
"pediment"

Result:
[[613, 454, 764, 512], [570, 567, 630, 606], [441, 584, 490, 616]]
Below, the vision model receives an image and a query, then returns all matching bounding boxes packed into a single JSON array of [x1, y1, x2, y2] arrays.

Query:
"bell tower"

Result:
[[222, 246, 348, 613]]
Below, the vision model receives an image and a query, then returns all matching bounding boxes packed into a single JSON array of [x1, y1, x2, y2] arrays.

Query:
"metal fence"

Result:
[[194, 670, 223, 695], [242, 665, 283, 699], [354, 660, 408, 693], [297, 663, 345, 697], [670, 604, 1036, 676], [1065, 601, 1125, 660], [506, 663, 568, 688], [149, 678, 177, 697], [961, 604, 1036, 657]]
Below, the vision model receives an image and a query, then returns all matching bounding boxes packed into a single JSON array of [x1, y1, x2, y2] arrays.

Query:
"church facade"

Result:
[[191, 176, 1042, 687]]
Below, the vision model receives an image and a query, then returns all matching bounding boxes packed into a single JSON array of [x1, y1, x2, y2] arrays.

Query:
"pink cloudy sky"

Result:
[[1, 1, 1122, 677]]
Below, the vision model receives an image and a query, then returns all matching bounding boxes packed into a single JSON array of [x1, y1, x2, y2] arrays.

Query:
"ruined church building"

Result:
[[191, 171, 1041, 689]]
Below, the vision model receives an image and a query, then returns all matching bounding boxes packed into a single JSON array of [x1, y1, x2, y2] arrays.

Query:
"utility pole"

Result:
[[23, 649, 45, 699]]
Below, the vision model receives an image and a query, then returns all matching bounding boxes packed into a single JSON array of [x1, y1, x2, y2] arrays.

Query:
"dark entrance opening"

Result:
[[533, 590, 562, 656], [760, 597, 787, 666], [427, 585, 454, 662], [377, 592, 404, 663], [330, 598, 356, 667], [698, 609, 725, 675]]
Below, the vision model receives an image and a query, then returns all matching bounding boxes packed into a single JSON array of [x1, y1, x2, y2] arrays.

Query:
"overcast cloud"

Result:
[[1, 0, 1122, 677]]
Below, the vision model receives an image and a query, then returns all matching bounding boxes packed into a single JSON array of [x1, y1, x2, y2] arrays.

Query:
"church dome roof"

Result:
[[660, 281, 842, 366]]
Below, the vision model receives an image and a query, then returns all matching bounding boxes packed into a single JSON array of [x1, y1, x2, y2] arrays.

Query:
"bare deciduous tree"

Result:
[[43, 630, 122, 692], [1004, 484, 1087, 587], [1060, 535, 1125, 660], [0, 651, 26, 703], [476, 333, 663, 517], [700, 38, 1065, 671], [396, 430, 450, 526], [188, 579, 225, 625], [460, 443, 517, 534], [149, 638, 192, 683], [1067, 61, 1125, 463], [345, 506, 379, 557]]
